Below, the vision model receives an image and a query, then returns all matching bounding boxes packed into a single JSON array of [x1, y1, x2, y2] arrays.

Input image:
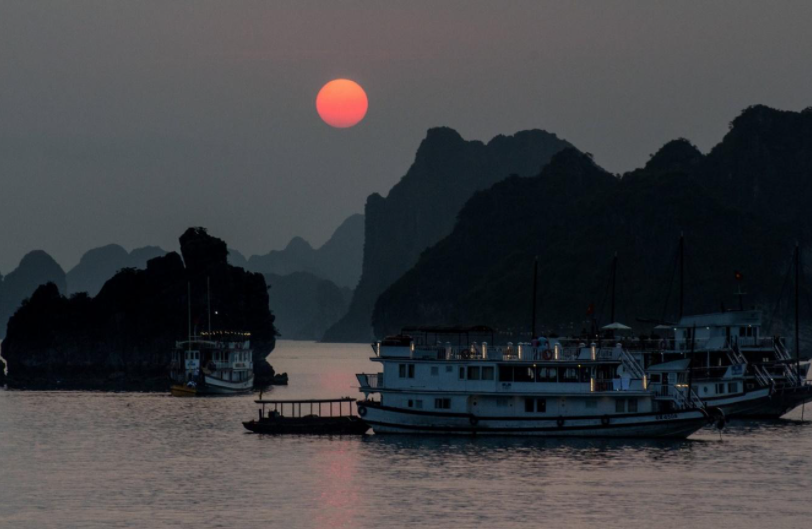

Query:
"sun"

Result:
[[316, 79, 368, 128]]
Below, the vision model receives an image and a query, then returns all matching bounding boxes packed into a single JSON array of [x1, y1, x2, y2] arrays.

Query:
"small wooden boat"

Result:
[[243, 397, 370, 435], [170, 384, 198, 397]]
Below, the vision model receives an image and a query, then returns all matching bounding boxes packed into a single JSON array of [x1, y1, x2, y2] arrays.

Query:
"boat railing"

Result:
[[255, 397, 357, 420], [357, 373, 384, 389], [407, 343, 623, 363]]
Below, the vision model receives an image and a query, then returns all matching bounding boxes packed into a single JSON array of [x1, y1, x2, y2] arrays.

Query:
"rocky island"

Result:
[[1, 228, 280, 390]]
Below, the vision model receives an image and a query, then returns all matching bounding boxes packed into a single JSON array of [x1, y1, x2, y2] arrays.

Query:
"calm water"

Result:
[[1, 340, 811, 529]]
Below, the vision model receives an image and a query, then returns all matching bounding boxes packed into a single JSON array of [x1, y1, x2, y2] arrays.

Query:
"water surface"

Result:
[[1, 341, 811, 528]]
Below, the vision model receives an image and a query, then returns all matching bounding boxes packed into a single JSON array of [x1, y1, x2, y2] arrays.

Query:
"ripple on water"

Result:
[[1, 341, 811, 529]]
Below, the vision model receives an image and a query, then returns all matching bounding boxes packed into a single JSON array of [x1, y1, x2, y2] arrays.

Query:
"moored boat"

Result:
[[170, 331, 255, 396], [356, 326, 720, 438], [243, 397, 369, 435]]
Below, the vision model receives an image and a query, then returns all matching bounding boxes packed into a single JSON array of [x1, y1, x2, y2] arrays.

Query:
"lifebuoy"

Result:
[[469, 416, 479, 426], [542, 349, 553, 361], [601, 415, 610, 426], [556, 417, 565, 428], [357, 405, 367, 417]]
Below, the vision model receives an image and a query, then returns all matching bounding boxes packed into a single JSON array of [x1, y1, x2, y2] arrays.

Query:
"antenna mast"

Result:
[[531, 257, 538, 338]]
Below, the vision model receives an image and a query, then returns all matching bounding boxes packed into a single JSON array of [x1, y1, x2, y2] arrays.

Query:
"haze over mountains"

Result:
[[372, 106, 812, 343]]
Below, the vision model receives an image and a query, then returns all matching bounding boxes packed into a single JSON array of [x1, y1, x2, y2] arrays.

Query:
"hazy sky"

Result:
[[1, 1, 811, 274]]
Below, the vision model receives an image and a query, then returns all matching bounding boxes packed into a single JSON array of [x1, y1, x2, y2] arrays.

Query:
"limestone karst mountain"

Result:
[[322, 127, 575, 342]]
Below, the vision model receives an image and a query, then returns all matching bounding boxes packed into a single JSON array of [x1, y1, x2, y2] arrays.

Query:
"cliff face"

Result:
[[322, 128, 575, 342], [265, 272, 352, 341], [66, 244, 166, 296], [245, 213, 364, 289], [372, 106, 812, 338], [0, 250, 66, 340], [2, 228, 278, 389]]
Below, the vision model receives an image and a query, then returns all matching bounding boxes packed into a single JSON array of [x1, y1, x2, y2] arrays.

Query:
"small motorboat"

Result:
[[243, 397, 370, 435]]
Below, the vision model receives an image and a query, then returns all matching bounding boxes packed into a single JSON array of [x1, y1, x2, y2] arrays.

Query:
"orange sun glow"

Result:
[[316, 79, 368, 128]]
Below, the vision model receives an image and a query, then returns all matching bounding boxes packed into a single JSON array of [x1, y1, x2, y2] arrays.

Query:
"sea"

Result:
[[1, 340, 811, 529]]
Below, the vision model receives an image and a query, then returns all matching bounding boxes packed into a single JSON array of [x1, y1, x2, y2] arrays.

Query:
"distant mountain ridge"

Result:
[[67, 244, 167, 296], [322, 127, 575, 342], [240, 213, 364, 289], [265, 271, 352, 340], [371, 105, 812, 343], [0, 251, 66, 340]]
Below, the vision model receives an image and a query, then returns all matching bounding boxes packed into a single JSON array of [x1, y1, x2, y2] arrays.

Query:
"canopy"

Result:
[[601, 322, 632, 331]]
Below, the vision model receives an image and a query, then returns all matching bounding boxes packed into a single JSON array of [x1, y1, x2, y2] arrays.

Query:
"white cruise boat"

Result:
[[170, 331, 254, 396], [630, 310, 812, 418], [356, 327, 720, 438]]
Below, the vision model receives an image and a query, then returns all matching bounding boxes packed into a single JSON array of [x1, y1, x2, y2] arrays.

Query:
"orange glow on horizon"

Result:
[[316, 79, 368, 128]]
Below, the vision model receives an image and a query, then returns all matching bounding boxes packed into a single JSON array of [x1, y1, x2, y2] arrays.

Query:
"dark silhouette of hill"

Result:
[[265, 272, 352, 340], [2, 228, 278, 389], [66, 244, 166, 296], [244, 213, 364, 289], [372, 106, 812, 341], [0, 250, 66, 340], [322, 127, 575, 343]]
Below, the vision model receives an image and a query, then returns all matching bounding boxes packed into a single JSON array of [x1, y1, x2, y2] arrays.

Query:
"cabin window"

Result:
[[416, 400, 423, 409], [496, 397, 510, 408], [399, 364, 415, 379], [650, 374, 661, 383], [498, 365, 512, 382], [459, 367, 465, 380], [434, 398, 451, 410], [482, 366, 495, 380], [408, 365, 415, 378], [628, 399, 638, 412], [408, 399, 414, 408], [431, 366, 439, 376], [716, 383, 725, 394], [445, 366, 453, 373], [728, 382, 737, 393], [536, 366, 557, 382], [399, 364, 406, 378], [560, 367, 579, 382], [615, 399, 625, 413], [513, 366, 535, 383], [524, 397, 547, 413], [739, 327, 746, 337], [467, 366, 481, 380]]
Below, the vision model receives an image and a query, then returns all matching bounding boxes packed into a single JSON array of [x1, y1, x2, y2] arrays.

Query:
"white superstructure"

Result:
[[356, 327, 717, 438]]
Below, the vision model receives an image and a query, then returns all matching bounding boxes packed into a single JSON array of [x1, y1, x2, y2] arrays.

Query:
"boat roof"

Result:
[[401, 325, 495, 334], [675, 310, 762, 328], [254, 397, 356, 404]]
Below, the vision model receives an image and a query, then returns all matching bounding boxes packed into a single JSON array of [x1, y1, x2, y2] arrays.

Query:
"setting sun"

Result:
[[316, 79, 368, 128]]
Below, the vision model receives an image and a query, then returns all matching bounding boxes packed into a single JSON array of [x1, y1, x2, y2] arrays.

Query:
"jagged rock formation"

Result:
[[2, 228, 278, 389], [372, 106, 812, 341], [323, 127, 575, 342], [265, 272, 352, 340], [244, 213, 364, 289], [66, 244, 166, 296], [0, 250, 66, 340]]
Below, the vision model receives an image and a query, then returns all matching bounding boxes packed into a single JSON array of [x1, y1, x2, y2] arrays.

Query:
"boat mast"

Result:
[[187, 282, 192, 354], [611, 252, 617, 324], [531, 256, 538, 338], [679, 233, 684, 320], [207, 276, 212, 334], [796, 242, 801, 382]]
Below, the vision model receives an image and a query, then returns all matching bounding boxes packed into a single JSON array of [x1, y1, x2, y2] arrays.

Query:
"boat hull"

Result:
[[243, 417, 370, 435], [357, 402, 711, 438], [734, 385, 812, 419], [701, 387, 772, 418]]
